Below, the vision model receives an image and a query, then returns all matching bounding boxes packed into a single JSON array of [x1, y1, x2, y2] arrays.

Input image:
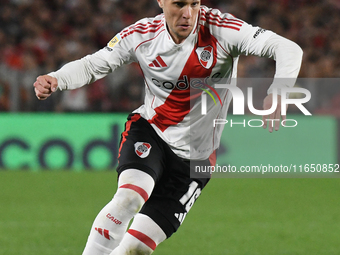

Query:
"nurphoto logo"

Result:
[[200, 83, 312, 128]]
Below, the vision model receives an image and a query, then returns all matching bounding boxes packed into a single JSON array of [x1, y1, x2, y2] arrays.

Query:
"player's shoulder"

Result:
[[119, 14, 165, 41], [106, 14, 165, 52], [199, 5, 245, 33]]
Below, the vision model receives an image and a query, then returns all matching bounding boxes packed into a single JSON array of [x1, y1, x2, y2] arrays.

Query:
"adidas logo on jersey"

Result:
[[149, 56, 167, 68]]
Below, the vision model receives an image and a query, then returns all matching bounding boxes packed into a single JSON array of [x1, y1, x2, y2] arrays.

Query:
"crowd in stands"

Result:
[[0, 0, 339, 114]]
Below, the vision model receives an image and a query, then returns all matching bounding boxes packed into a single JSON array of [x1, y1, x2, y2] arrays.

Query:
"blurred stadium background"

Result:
[[1, 0, 339, 254]]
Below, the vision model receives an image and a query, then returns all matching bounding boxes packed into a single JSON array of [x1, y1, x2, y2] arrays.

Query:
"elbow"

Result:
[[285, 40, 303, 73], [288, 42, 304, 77], [294, 43, 303, 64], [285, 38, 303, 64]]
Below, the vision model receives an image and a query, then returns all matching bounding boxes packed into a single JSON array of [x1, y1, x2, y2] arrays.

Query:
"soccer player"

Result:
[[34, 0, 303, 254]]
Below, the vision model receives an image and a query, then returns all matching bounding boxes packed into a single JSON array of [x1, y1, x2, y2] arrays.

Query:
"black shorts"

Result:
[[117, 113, 212, 238]]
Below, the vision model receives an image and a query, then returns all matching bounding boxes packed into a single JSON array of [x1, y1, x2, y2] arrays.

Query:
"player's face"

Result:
[[158, 0, 201, 44]]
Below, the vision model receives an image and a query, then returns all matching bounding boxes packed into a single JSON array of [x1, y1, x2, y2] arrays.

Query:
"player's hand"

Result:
[[33, 75, 58, 100], [262, 94, 286, 133]]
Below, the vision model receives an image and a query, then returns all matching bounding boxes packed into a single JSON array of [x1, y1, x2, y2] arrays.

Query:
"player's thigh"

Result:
[[117, 113, 166, 182], [139, 173, 210, 238]]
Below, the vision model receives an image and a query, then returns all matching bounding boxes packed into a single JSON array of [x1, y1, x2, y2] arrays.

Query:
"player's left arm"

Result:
[[259, 34, 303, 132], [231, 22, 303, 132], [214, 12, 303, 132]]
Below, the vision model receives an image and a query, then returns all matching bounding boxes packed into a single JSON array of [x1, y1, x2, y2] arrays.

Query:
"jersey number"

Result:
[[175, 181, 202, 224], [179, 181, 202, 213]]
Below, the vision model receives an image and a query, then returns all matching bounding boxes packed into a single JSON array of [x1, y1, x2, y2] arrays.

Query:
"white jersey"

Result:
[[49, 6, 303, 160]]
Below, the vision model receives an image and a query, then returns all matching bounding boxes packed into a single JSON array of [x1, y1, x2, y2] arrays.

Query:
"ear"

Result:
[[157, 0, 164, 8]]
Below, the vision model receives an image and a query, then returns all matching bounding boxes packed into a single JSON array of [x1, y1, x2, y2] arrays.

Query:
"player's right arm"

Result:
[[34, 75, 58, 100], [33, 50, 113, 101], [33, 32, 136, 100]]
